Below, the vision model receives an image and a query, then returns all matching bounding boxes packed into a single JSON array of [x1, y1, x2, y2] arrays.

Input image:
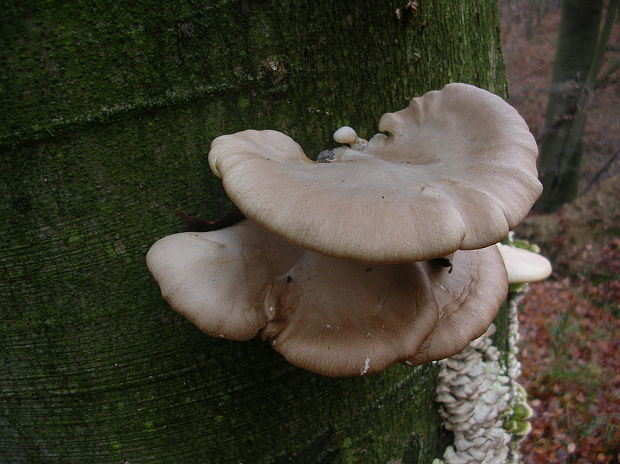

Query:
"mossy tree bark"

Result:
[[1, 1, 508, 462]]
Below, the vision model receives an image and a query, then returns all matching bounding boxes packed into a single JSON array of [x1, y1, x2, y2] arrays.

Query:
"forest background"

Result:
[[500, 0, 620, 462]]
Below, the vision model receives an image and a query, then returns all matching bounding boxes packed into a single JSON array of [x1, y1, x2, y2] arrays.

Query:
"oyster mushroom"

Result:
[[147, 83, 542, 376], [208, 83, 541, 264], [404, 247, 508, 366], [147, 220, 507, 377], [496, 243, 552, 284]]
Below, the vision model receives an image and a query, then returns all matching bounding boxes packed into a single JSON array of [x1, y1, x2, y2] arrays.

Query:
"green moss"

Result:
[[1, 0, 506, 147]]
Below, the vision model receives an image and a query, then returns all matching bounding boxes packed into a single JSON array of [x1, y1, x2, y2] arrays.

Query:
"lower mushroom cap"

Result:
[[147, 220, 508, 377], [404, 245, 508, 366], [259, 250, 440, 377]]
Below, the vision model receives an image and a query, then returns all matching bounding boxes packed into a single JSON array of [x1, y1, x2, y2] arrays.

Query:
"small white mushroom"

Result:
[[332, 125, 359, 145], [496, 243, 552, 284]]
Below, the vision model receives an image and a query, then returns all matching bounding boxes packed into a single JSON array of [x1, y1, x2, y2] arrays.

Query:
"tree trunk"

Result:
[[0, 1, 508, 462], [535, 0, 604, 212]]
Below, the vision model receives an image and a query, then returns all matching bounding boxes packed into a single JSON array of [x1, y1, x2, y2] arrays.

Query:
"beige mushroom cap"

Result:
[[146, 223, 278, 340], [208, 83, 542, 264], [147, 220, 508, 377], [404, 245, 508, 366], [496, 243, 552, 284]]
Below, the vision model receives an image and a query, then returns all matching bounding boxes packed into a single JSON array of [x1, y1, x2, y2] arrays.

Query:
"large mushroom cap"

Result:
[[208, 83, 542, 264], [147, 220, 508, 377]]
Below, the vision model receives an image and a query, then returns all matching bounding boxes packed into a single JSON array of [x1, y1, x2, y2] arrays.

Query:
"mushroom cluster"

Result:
[[147, 83, 543, 377], [433, 291, 536, 464]]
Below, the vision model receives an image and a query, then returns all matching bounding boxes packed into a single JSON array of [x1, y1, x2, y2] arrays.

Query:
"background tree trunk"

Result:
[[0, 1, 508, 462], [534, 0, 613, 212]]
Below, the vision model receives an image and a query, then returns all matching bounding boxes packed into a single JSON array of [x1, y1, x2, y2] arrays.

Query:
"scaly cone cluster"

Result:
[[434, 324, 513, 463], [433, 253, 541, 464]]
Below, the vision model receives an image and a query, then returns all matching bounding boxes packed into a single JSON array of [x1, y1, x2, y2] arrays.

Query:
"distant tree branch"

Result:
[[582, 148, 620, 195], [594, 59, 620, 89], [595, 74, 620, 90], [587, 0, 619, 83]]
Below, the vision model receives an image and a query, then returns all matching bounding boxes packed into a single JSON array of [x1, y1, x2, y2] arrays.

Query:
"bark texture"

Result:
[[535, 0, 605, 212], [0, 1, 507, 462]]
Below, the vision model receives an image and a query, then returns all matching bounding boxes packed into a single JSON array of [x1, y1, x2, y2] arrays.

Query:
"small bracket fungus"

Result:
[[147, 83, 543, 377], [433, 291, 534, 464], [496, 243, 552, 284]]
